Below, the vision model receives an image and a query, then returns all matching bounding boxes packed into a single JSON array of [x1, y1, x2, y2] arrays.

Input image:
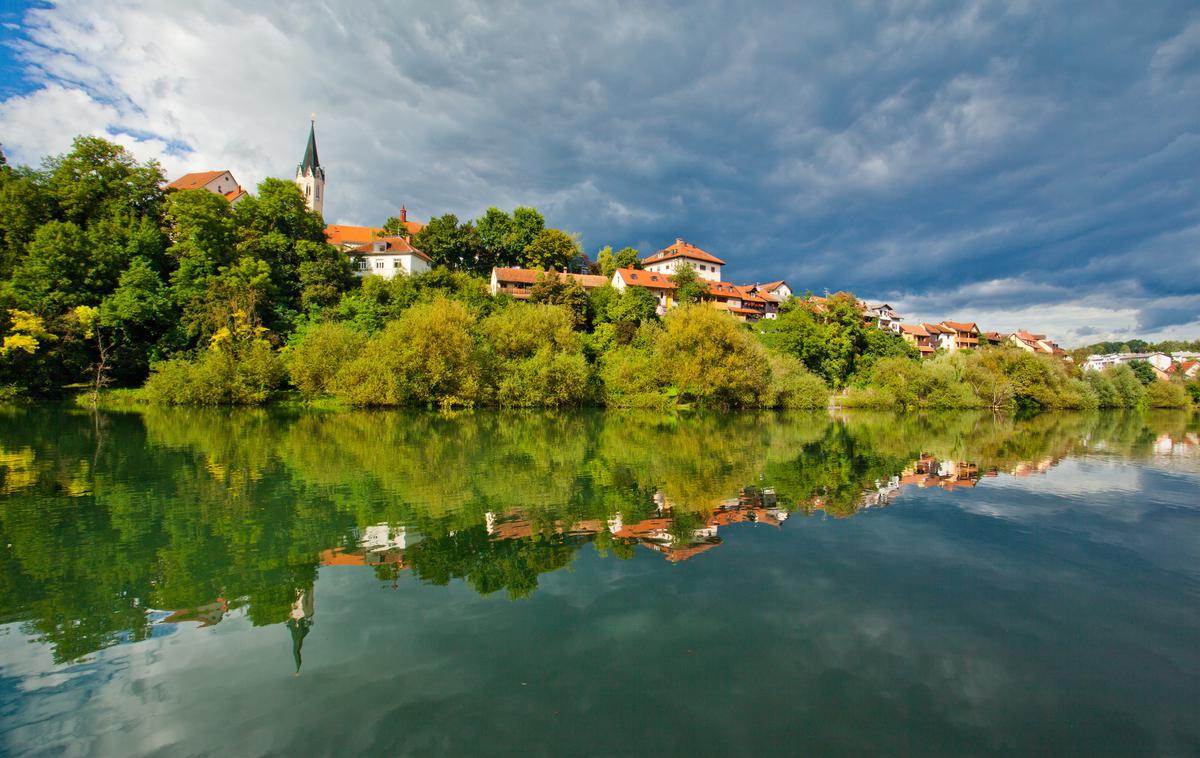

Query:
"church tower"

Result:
[[295, 118, 325, 215]]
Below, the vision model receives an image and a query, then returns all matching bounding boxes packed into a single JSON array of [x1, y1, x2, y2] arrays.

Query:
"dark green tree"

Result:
[[669, 263, 707, 305], [522, 228, 578, 272]]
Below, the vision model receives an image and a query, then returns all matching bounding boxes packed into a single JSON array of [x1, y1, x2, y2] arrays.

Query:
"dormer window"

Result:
[[373, 241, 386, 252]]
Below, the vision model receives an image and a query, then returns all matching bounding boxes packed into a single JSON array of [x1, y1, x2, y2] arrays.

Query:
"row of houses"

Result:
[[1082, 351, 1200, 380]]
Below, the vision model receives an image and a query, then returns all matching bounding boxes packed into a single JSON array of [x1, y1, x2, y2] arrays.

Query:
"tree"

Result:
[[669, 263, 707, 306], [522, 228, 578, 271], [506, 206, 544, 261], [411, 213, 481, 273], [1128, 360, 1156, 386], [655, 305, 767, 406], [98, 257, 177, 384], [529, 271, 591, 329], [596, 246, 640, 278], [475, 207, 517, 270], [379, 216, 410, 238]]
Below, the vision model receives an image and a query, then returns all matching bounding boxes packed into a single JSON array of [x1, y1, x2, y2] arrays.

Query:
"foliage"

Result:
[[411, 213, 482, 273], [668, 263, 707, 306], [333, 298, 482, 407], [285, 322, 368, 397], [1144, 380, 1188, 408], [764, 354, 829, 408], [1128, 360, 1157, 386], [528, 270, 591, 329], [655, 305, 767, 406], [596, 246, 640, 277], [522, 228, 579, 272]]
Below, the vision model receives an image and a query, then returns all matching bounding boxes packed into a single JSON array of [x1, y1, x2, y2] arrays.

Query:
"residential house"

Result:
[[491, 267, 608, 299], [900, 324, 936, 356], [923, 323, 957, 351], [327, 208, 426, 251], [1010, 331, 1066, 356], [939, 321, 980, 351], [981, 331, 1009, 345], [1081, 351, 1170, 371], [867, 303, 904, 333], [1167, 360, 1199, 379], [756, 280, 793, 301], [350, 236, 432, 279], [611, 267, 678, 313], [739, 284, 782, 319], [642, 238, 725, 282], [166, 170, 247, 205]]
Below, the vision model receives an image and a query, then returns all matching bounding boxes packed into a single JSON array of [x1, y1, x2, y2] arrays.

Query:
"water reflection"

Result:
[[0, 407, 1196, 670]]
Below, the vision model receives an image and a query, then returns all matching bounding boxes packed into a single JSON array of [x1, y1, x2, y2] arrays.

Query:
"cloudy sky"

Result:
[[0, 0, 1197, 345]]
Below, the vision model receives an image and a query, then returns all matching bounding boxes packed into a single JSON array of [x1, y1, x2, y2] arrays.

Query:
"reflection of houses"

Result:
[[320, 524, 411, 568], [158, 598, 230, 628]]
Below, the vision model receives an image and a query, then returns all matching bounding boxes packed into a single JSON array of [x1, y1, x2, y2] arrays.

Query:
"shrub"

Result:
[[1106, 364, 1147, 407], [481, 303, 592, 407], [1144, 380, 1188, 408], [599, 344, 666, 408], [764, 354, 828, 409], [285, 322, 367, 396], [655, 306, 768, 406], [144, 340, 285, 405], [333, 297, 481, 407]]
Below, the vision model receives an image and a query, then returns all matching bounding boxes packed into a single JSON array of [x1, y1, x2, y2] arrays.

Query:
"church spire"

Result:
[[295, 116, 325, 215], [300, 118, 320, 174]]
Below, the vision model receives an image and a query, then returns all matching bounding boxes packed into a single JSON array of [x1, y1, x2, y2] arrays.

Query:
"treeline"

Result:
[[1, 137, 1196, 411]]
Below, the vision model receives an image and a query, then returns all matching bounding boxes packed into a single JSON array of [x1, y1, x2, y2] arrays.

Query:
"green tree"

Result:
[[506, 206, 544, 261], [1128, 360, 1156, 386], [655, 305, 767, 406], [411, 213, 481, 273], [522, 228, 578, 271], [528, 271, 591, 329], [669, 263, 707, 306]]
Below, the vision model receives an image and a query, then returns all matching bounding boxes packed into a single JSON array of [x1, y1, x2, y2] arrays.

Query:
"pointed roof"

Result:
[[644, 238, 725, 266], [300, 120, 320, 173]]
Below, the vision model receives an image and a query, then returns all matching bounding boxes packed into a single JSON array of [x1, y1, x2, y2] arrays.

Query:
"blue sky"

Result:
[[0, 1, 1197, 344]]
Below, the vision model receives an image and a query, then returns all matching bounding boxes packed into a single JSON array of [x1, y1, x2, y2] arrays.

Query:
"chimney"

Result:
[[399, 206, 407, 223]]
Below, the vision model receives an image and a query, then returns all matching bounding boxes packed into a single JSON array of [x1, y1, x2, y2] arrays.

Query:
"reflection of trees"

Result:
[[0, 407, 1194, 662]]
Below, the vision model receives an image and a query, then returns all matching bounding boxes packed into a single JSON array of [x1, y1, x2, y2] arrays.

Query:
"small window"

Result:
[[375, 260, 384, 269], [394, 259, 402, 268], [631, 273, 638, 280]]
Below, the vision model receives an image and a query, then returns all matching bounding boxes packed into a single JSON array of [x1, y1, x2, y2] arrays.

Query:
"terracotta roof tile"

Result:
[[349, 236, 432, 263], [167, 170, 226, 190], [643, 238, 726, 266]]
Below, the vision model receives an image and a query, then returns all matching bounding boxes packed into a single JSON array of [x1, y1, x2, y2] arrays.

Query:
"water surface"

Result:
[[0, 409, 1197, 756]]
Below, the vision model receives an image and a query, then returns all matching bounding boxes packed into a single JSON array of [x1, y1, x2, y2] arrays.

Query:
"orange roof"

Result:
[[493, 267, 608, 289], [941, 321, 978, 332], [900, 324, 929, 336], [644, 238, 725, 266], [923, 323, 953, 334], [326, 221, 425, 248], [614, 267, 676, 289], [224, 187, 245, 203], [758, 280, 788, 292], [167, 170, 227, 190], [349, 236, 432, 263]]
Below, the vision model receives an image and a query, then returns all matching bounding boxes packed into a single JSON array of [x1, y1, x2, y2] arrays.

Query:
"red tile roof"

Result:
[[224, 187, 245, 203], [614, 267, 676, 289], [167, 170, 226, 190], [900, 324, 929, 336], [493, 268, 608, 289], [326, 221, 425, 248], [940, 321, 979, 333], [644, 238, 726, 266], [349, 236, 432, 262]]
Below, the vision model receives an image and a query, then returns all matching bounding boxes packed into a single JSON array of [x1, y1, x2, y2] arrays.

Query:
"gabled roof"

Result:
[[900, 324, 929, 336], [644, 238, 725, 266], [614, 267, 676, 289], [326, 221, 424, 248], [224, 187, 246, 203], [923, 323, 954, 334], [758, 280, 789, 292], [940, 321, 979, 332], [167, 170, 227, 190], [493, 268, 607, 288], [349, 236, 432, 262]]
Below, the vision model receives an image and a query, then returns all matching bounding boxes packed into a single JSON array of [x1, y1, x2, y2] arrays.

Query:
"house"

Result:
[[1167, 360, 1199, 379], [611, 267, 678, 313], [867, 303, 903, 333], [939, 321, 980, 350], [923, 323, 957, 351], [1010, 331, 1065, 355], [491, 267, 608, 299], [349, 236, 432, 278], [738, 284, 782, 319], [1081, 351, 1169, 371], [642, 238, 725, 282], [327, 209, 426, 251], [166, 170, 246, 204], [900, 324, 936, 356], [756, 280, 793, 301], [981, 331, 1009, 345]]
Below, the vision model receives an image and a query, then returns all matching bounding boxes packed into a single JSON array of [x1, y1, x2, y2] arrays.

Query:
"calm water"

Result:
[[0, 408, 1197, 756]]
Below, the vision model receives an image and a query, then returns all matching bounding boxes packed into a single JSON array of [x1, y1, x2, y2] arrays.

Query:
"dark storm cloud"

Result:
[[1, 0, 1197, 341]]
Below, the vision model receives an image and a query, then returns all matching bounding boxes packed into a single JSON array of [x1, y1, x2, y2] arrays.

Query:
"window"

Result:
[[393, 259, 402, 268], [375, 260, 384, 269]]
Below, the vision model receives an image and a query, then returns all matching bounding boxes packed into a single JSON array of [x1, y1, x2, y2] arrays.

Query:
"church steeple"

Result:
[[295, 117, 325, 215]]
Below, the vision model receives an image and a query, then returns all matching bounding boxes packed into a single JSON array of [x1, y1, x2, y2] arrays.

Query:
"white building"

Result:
[[642, 238, 725, 282], [350, 236, 432, 278], [1082, 352, 1172, 372], [295, 119, 325, 215], [166, 170, 246, 204], [867, 303, 904, 333]]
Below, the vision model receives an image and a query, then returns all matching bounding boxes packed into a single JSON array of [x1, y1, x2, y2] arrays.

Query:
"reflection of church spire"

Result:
[[286, 588, 314, 674]]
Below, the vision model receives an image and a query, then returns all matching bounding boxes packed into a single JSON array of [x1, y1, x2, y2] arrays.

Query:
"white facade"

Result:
[[354, 250, 431, 279], [1082, 352, 1172, 372], [644, 256, 723, 282]]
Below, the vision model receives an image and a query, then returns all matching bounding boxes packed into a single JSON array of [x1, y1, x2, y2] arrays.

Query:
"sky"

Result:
[[0, 0, 1197, 346]]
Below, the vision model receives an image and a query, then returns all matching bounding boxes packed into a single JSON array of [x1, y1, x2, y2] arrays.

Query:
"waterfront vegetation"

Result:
[[1, 137, 1196, 411]]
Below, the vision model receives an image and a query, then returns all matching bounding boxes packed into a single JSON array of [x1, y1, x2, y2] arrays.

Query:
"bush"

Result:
[[1106, 364, 1147, 407], [655, 306, 768, 406], [599, 343, 667, 408], [144, 340, 285, 405], [764, 354, 828, 409], [285, 322, 367, 396], [333, 297, 482, 407], [480, 303, 593, 407], [1144, 380, 1188, 408]]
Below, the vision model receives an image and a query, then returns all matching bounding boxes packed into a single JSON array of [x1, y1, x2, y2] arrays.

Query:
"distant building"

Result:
[[642, 238, 725, 282], [166, 170, 246, 204], [939, 321, 980, 351], [900, 324, 936, 356], [490, 267, 608, 299], [1081, 351, 1169, 371], [1010, 331, 1066, 356], [295, 119, 325, 215], [867, 303, 904, 333], [350, 236, 432, 278]]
